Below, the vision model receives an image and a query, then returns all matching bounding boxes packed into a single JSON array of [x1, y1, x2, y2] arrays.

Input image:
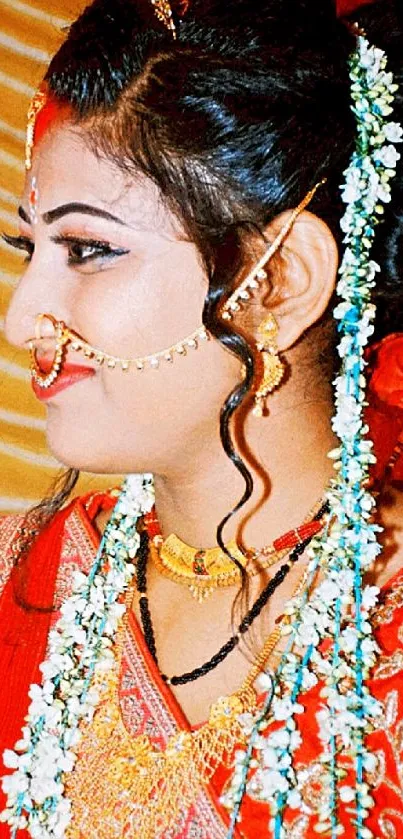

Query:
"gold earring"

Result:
[[253, 313, 285, 417]]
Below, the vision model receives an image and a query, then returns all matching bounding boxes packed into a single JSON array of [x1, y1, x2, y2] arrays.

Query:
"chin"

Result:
[[45, 420, 148, 477], [45, 423, 114, 475]]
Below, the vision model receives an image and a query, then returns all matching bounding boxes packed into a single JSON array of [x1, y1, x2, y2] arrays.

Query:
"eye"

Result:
[[2, 233, 34, 262], [51, 235, 129, 268]]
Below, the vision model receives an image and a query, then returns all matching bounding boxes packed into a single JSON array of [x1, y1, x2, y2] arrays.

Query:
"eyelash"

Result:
[[2, 233, 128, 265], [2, 233, 33, 262]]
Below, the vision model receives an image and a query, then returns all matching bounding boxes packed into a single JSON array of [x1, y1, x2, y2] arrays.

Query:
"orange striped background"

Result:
[[0, 0, 121, 513]]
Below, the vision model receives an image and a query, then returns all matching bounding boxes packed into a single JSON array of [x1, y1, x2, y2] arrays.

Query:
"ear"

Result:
[[258, 209, 339, 351]]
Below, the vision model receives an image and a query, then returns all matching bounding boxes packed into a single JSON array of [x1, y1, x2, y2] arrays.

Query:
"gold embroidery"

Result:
[[372, 575, 403, 626], [385, 690, 399, 729], [379, 810, 403, 838], [374, 689, 403, 808], [64, 585, 266, 839], [297, 762, 327, 814], [374, 650, 403, 680], [286, 816, 310, 838], [65, 657, 254, 839]]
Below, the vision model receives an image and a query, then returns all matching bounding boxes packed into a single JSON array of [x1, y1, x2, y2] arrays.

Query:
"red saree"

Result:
[[0, 488, 403, 837]]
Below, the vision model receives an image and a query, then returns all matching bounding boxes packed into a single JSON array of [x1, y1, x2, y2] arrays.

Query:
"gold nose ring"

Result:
[[30, 313, 71, 389], [34, 312, 58, 342]]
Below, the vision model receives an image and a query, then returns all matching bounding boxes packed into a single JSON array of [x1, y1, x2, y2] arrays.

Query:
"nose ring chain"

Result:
[[30, 313, 210, 389]]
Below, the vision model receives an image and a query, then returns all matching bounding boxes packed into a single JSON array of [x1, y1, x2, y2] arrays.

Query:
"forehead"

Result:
[[25, 123, 180, 235]]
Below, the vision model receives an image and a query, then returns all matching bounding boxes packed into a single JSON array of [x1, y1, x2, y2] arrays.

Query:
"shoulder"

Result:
[[0, 494, 103, 608]]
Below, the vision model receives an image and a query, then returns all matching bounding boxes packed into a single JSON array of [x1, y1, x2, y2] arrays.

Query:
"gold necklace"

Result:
[[149, 536, 289, 602], [64, 567, 310, 839], [146, 496, 326, 602]]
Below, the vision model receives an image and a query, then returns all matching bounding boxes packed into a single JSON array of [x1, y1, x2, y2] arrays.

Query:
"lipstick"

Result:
[[31, 362, 95, 401]]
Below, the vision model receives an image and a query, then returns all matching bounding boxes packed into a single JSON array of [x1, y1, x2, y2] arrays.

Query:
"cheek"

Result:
[[72, 244, 206, 360], [44, 340, 241, 474], [102, 335, 241, 423]]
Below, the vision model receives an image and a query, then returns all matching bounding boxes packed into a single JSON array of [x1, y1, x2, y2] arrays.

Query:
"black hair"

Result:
[[16, 0, 403, 604]]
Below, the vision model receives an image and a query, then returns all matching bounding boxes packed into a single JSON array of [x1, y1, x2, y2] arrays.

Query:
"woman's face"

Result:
[[5, 125, 242, 475]]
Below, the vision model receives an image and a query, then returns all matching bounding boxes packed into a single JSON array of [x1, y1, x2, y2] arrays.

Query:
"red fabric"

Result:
[[0, 480, 402, 835], [366, 333, 403, 482], [336, 0, 375, 16], [0, 502, 75, 838]]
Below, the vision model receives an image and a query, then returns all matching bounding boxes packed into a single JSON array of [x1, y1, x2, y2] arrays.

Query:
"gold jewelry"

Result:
[[30, 314, 210, 387], [147, 492, 327, 602], [253, 312, 285, 417], [150, 535, 249, 602], [221, 179, 327, 322], [30, 313, 70, 389], [149, 534, 291, 602], [25, 86, 47, 171], [67, 324, 209, 371], [64, 564, 311, 839], [151, 0, 177, 38]]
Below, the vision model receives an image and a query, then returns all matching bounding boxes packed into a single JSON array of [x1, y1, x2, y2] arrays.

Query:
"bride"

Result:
[[0, 0, 403, 836]]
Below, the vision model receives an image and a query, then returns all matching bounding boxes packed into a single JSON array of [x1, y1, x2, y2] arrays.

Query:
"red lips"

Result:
[[31, 360, 95, 401]]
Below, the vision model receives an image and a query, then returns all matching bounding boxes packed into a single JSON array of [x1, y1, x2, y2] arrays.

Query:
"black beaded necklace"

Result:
[[136, 502, 329, 687]]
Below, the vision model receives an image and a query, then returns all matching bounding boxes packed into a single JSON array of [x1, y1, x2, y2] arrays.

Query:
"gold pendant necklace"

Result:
[[145, 496, 326, 603], [149, 534, 255, 602]]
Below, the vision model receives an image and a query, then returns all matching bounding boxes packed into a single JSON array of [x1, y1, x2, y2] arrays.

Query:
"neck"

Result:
[[153, 371, 337, 551]]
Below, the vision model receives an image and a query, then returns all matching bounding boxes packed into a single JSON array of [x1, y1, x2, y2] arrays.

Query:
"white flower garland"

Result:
[[222, 36, 402, 839], [1, 474, 155, 838]]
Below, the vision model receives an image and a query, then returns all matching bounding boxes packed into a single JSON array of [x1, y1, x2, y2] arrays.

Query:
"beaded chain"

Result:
[[136, 502, 329, 686]]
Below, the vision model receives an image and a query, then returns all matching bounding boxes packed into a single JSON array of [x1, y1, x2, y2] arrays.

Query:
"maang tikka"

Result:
[[253, 313, 285, 417]]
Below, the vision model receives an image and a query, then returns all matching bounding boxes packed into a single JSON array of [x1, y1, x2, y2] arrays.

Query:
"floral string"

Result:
[[1, 474, 155, 838], [222, 36, 402, 839]]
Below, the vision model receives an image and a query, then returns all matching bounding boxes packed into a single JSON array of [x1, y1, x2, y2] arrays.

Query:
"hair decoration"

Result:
[[222, 34, 403, 838], [150, 0, 177, 38], [25, 85, 47, 171], [1, 475, 155, 838]]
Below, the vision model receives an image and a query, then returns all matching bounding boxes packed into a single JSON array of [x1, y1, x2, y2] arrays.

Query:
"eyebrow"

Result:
[[18, 202, 126, 226]]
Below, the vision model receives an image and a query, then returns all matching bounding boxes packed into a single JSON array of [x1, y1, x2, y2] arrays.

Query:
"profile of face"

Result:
[[5, 124, 242, 475]]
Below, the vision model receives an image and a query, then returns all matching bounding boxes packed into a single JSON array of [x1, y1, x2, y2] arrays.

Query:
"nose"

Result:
[[4, 261, 68, 352]]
